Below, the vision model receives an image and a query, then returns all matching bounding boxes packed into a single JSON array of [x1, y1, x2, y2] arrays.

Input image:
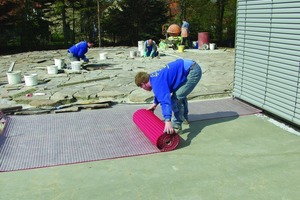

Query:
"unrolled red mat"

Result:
[[133, 109, 180, 152]]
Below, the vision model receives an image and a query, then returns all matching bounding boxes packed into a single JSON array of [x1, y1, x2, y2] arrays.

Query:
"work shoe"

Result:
[[173, 126, 182, 134], [183, 118, 189, 125]]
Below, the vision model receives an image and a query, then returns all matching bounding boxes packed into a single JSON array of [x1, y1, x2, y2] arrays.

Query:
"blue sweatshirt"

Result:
[[68, 41, 88, 61], [149, 59, 194, 120]]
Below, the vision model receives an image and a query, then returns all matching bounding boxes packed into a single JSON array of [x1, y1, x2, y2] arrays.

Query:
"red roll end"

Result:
[[133, 109, 180, 151]]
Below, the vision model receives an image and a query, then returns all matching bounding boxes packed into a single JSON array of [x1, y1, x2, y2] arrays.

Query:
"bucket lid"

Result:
[[48, 65, 58, 68], [24, 73, 37, 77], [7, 71, 21, 75]]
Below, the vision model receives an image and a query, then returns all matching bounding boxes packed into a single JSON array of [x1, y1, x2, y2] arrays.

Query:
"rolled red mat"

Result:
[[133, 109, 180, 152]]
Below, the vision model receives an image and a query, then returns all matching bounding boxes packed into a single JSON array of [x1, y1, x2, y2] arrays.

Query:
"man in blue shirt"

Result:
[[135, 59, 202, 134], [67, 40, 94, 63]]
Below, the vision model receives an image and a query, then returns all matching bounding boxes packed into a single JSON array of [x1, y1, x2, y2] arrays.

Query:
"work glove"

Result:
[[143, 52, 147, 57], [150, 52, 154, 58]]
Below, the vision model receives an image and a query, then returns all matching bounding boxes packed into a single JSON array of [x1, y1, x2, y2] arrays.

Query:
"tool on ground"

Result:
[[7, 61, 16, 72]]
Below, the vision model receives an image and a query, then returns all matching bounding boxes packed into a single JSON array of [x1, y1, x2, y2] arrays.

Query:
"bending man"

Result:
[[67, 40, 94, 63], [135, 59, 202, 134]]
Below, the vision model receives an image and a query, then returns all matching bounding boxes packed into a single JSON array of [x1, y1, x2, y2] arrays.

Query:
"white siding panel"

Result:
[[234, 0, 300, 126], [273, 1, 300, 5], [267, 76, 299, 88], [265, 96, 295, 112], [267, 84, 298, 97], [268, 63, 299, 75]]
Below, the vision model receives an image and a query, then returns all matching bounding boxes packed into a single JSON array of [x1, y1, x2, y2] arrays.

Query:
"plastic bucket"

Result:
[[71, 61, 81, 71], [192, 41, 199, 49], [130, 51, 136, 58], [178, 45, 185, 52], [198, 32, 210, 49], [139, 50, 144, 57], [54, 58, 64, 69], [99, 52, 108, 60], [209, 43, 216, 50], [24, 74, 38, 86], [47, 65, 58, 74], [138, 41, 144, 51], [6, 71, 21, 85]]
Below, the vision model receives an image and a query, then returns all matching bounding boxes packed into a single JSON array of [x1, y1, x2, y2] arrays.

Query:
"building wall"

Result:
[[233, 0, 300, 125]]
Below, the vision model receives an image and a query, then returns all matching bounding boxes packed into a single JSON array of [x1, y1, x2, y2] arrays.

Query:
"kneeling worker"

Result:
[[67, 40, 94, 63], [143, 39, 159, 58]]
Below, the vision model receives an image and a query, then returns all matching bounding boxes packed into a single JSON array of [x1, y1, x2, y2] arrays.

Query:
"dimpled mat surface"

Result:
[[0, 98, 261, 172], [0, 105, 161, 172]]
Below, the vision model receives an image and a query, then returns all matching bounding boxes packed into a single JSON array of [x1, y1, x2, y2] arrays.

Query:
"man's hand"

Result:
[[147, 104, 157, 112], [164, 121, 175, 134]]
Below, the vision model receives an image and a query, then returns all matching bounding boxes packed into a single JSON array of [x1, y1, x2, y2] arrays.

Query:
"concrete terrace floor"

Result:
[[0, 46, 300, 199], [0, 112, 300, 200]]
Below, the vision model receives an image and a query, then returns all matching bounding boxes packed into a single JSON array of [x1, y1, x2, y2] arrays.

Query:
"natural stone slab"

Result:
[[58, 76, 110, 87], [97, 90, 126, 98], [73, 99, 113, 105], [53, 106, 80, 113], [51, 88, 77, 101], [128, 89, 153, 103], [0, 47, 235, 115], [77, 103, 110, 109], [14, 108, 51, 115], [0, 105, 23, 114], [29, 99, 61, 107], [13, 93, 51, 104], [73, 85, 104, 100]]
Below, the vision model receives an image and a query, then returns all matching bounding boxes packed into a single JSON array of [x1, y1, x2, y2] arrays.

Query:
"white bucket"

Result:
[[209, 43, 216, 50], [54, 58, 65, 69], [130, 51, 136, 58], [193, 41, 198, 48], [6, 71, 21, 85], [71, 61, 81, 71], [24, 74, 38, 86], [47, 65, 58, 74], [138, 41, 144, 51], [99, 52, 108, 60], [139, 50, 144, 57]]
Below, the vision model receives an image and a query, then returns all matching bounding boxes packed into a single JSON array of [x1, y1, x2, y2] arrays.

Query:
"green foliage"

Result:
[[0, 0, 237, 52], [102, 0, 168, 45], [186, 0, 236, 45]]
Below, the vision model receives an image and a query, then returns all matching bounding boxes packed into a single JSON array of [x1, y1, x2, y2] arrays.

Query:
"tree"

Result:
[[18, 0, 54, 49], [96, 0, 118, 47], [51, 0, 68, 45], [0, 0, 24, 23], [183, 0, 236, 45], [0, 0, 237, 53], [102, 0, 168, 46]]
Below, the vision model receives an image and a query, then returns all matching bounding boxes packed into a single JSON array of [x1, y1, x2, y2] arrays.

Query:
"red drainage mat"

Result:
[[0, 105, 161, 172], [0, 98, 261, 172], [133, 109, 180, 152]]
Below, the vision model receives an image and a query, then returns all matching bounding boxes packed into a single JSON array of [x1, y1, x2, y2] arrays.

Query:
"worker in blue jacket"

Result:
[[135, 59, 202, 134], [67, 40, 94, 63]]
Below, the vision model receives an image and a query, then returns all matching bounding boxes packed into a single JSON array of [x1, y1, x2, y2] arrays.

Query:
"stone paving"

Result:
[[0, 46, 235, 115]]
